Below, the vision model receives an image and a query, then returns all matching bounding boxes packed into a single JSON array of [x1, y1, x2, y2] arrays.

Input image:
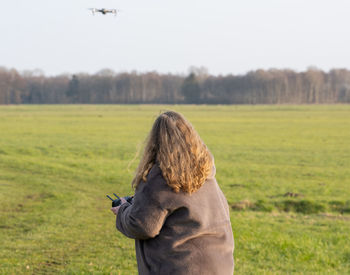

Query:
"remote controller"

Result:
[[107, 193, 133, 207]]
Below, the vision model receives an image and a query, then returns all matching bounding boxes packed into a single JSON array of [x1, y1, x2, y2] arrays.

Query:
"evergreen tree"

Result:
[[66, 75, 79, 103], [181, 73, 201, 103]]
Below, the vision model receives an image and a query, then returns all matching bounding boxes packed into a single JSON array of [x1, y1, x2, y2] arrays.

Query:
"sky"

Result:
[[1, 0, 350, 76]]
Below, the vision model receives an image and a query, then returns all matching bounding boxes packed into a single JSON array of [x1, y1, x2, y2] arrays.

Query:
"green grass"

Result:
[[0, 104, 349, 274]]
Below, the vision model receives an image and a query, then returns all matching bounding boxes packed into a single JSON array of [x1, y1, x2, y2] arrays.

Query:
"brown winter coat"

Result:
[[116, 164, 234, 275]]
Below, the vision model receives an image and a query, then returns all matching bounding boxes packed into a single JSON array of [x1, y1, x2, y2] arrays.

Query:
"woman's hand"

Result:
[[110, 197, 128, 216]]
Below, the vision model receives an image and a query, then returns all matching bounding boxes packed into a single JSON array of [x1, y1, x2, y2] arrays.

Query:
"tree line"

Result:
[[1, 66, 350, 104]]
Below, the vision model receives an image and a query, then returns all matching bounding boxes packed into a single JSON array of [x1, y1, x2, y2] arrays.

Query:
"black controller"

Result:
[[107, 193, 133, 207]]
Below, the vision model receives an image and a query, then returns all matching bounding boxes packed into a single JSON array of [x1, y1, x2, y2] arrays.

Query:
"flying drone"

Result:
[[89, 8, 119, 16]]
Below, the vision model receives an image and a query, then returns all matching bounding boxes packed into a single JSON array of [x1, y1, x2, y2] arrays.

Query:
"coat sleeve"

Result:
[[116, 178, 170, 240]]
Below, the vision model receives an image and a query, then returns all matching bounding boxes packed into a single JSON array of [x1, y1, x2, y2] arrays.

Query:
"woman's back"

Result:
[[117, 164, 234, 275], [113, 111, 234, 274]]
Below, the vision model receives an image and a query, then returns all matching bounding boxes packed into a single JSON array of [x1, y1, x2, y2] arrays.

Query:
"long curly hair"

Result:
[[131, 111, 214, 194]]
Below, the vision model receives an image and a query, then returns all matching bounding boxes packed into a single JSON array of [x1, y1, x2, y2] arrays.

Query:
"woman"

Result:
[[111, 111, 234, 274]]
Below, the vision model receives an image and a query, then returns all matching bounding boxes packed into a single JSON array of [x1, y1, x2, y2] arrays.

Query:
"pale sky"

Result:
[[1, 0, 350, 76]]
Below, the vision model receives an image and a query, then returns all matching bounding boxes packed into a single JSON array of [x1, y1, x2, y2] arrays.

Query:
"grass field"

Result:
[[0, 104, 349, 274]]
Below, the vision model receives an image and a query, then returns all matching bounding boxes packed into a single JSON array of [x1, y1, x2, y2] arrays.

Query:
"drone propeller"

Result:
[[111, 9, 121, 16], [88, 8, 97, 15]]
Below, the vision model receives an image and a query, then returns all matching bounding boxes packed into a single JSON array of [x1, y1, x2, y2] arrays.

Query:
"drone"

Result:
[[89, 8, 119, 16]]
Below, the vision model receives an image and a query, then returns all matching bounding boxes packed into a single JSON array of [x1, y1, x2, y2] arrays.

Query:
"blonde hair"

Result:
[[131, 111, 214, 194]]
